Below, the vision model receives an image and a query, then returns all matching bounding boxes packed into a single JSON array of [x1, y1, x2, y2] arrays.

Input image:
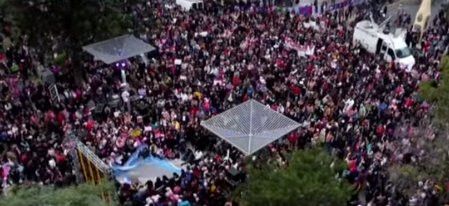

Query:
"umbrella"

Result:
[[10, 64, 19, 73], [130, 129, 142, 138], [379, 103, 388, 112]]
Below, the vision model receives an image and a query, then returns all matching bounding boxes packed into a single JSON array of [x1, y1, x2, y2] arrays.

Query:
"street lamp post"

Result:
[[120, 68, 131, 112]]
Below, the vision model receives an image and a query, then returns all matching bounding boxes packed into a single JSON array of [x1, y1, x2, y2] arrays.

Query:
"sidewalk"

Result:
[[343, 0, 410, 26]]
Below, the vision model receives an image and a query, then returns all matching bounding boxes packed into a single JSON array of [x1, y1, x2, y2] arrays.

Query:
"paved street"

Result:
[[386, 0, 442, 24], [343, 0, 443, 28]]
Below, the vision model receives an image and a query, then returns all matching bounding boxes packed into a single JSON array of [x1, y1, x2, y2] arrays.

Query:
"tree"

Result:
[[419, 55, 449, 126], [0, 181, 117, 206], [233, 148, 353, 206], [386, 126, 449, 205], [1, 0, 132, 50], [387, 55, 449, 205], [0, 0, 132, 81]]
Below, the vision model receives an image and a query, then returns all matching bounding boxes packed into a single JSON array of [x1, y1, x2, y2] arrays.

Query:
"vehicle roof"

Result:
[[355, 20, 407, 49], [355, 20, 379, 31]]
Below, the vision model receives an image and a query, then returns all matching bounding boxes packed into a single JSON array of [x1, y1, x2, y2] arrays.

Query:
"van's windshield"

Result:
[[395, 47, 412, 58]]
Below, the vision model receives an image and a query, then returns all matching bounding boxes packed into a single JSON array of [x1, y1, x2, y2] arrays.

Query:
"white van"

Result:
[[353, 20, 415, 71], [176, 0, 204, 10]]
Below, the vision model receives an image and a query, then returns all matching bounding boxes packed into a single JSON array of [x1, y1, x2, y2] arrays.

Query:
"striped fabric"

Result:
[[287, 0, 366, 16]]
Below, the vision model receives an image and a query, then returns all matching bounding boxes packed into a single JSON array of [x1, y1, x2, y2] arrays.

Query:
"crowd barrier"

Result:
[[287, 0, 366, 15], [77, 149, 108, 184], [66, 134, 113, 204]]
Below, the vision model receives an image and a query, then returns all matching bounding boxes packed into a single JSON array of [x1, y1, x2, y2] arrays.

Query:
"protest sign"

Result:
[[284, 37, 315, 56], [49, 84, 60, 105], [303, 21, 319, 30]]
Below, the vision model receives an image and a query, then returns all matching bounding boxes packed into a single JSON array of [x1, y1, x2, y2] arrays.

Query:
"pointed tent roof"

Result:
[[82, 35, 156, 64], [201, 99, 301, 155]]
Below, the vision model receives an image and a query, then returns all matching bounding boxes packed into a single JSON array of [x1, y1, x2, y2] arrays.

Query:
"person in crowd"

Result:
[[0, 0, 448, 205]]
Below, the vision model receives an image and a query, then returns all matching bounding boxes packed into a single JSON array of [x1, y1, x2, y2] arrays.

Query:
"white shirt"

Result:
[[121, 90, 130, 102]]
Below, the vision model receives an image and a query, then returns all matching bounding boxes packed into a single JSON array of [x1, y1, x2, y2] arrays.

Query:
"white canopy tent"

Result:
[[82, 34, 156, 64], [201, 99, 301, 155]]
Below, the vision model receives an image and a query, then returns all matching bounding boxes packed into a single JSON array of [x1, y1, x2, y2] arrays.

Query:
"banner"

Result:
[[287, 0, 366, 15], [284, 37, 315, 56]]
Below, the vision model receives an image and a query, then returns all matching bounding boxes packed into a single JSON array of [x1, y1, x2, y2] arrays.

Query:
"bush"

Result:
[[53, 52, 67, 67]]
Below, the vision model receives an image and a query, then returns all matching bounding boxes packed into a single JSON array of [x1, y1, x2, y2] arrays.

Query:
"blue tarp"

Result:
[[112, 144, 181, 178], [379, 103, 388, 112]]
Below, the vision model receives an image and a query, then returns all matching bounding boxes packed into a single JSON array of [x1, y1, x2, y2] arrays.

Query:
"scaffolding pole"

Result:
[[66, 133, 115, 203]]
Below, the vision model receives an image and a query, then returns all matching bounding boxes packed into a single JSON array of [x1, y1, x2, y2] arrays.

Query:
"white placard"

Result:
[[284, 37, 315, 57], [303, 21, 319, 30], [213, 79, 223, 86], [49, 84, 60, 105]]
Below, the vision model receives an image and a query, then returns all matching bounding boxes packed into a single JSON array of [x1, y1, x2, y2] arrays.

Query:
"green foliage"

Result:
[[388, 165, 421, 196], [1, 181, 117, 206], [419, 80, 438, 102], [419, 55, 449, 126], [398, 54, 449, 204], [388, 134, 449, 204], [0, 0, 132, 63], [233, 148, 353, 206], [53, 52, 67, 67]]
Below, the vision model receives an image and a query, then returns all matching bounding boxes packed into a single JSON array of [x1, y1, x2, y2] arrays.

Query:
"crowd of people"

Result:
[[0, 0, 449, 205]]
